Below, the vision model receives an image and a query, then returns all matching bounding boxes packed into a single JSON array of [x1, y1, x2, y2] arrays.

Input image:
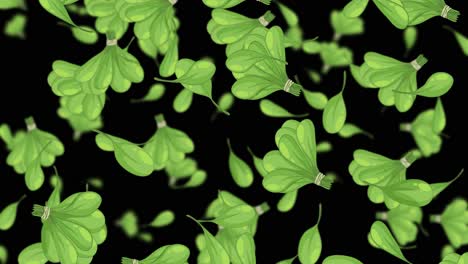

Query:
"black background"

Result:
[[0, 0, 467, 263]]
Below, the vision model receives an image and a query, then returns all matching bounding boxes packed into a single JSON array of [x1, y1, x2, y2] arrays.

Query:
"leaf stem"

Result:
[[260, 10, 276, 24], [429, 214, 442, 224], [418, 223, 429, 237], [412, 54, 428, 70], [403, 149, 421, 164], [447, 168, 464, 186], [210, 98, 230, 116], [288, 82, 303, 96], [186, 214, 207, 230], [121, 257, 138, 264], [399, 123, 412, 132], [154, 76, 179, 83], [316, 203, 322, 226], [155, 114, 167, 129], [106, 31, 116, 41], [56, 21, 93, 33], [443, 5, 460, 22], [255, 202, 270, 216], [25, 116, 36, 131], [32, 204, 45, 218], [341, 71, 347, 93], [333, 32, 342, 42], [226, 138, 232, 151], [375, 211, 388, 221], [125, 37, 136, 51]]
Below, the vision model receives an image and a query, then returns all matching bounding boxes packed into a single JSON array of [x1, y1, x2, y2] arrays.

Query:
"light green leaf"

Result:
[[277, 2, 298, 26], [432, 98, 446, 133], [95, 132, 153, 176], [132, 84, 165, 103], [25, 160, 45, 191], [174, 59, 216, 86], [138, 232, 153, 243], [372, 0, 409, 29], [323, 255, 363, 264], [117, 210, 138, 238], [330, 10, 364, 37], [260, 99, 308, 118], [403, 27, 417, 54], [445, 26, 468, 56], [187, 215, 230, 264], [149, 210, 175, 228], [138, 244, 190, 263], [39, 0, 78, 27], [323, 75, 347, 134], [0, 0, 25, 10], [384, 179, 433, 207], [87, 177, 103, 189], [316, 141, 332, 153], [18, 243, 48, 264], [0, 245, 6, 264], [431, 169, 464, 198], [415, 72, 454, 97], [247, 147, 268, 178], [173, 89, 193, 113], [277, 191, 298, 213], [338, 123, 373, 138], [343, 0, 369, 18], [228, 139, 254, 188], [179, 170, 207, 189], [4, 14, 26, 39], [0, 195, 25, 231], [71, 25, 98, 45], [369, 221, 410, 263], [212, 204, 256, 228], [303, 90, 328, 110], [298, 205, 322, 264], [218, 92, 235, 112], [236, 233, 256, 264], [159, 37, 179, 77], [0, 124, 13, 147], [302, 39, 322, 54]]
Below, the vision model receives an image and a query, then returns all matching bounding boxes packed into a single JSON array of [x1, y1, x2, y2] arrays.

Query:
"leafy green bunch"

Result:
[[0, 117, 64, 191], [227, 26, 303, 99], [400, 99, 446, 157], [375, 205, 423, 246], [208, 9, 275, 45], [154, 59, 228, 114], [343, 0, 460, 29], [430, 198, 468, 249], [349, 149, 435, 209], [262, 119, 334, 194], [165, 156, 207, 189], [48, 34, 144, 120], [351, 52, 453, 112], [30, 183, 107, 264], [144, 114, 194, 171], [192, 190, 270, 264], [120, 0, 180, 77]]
